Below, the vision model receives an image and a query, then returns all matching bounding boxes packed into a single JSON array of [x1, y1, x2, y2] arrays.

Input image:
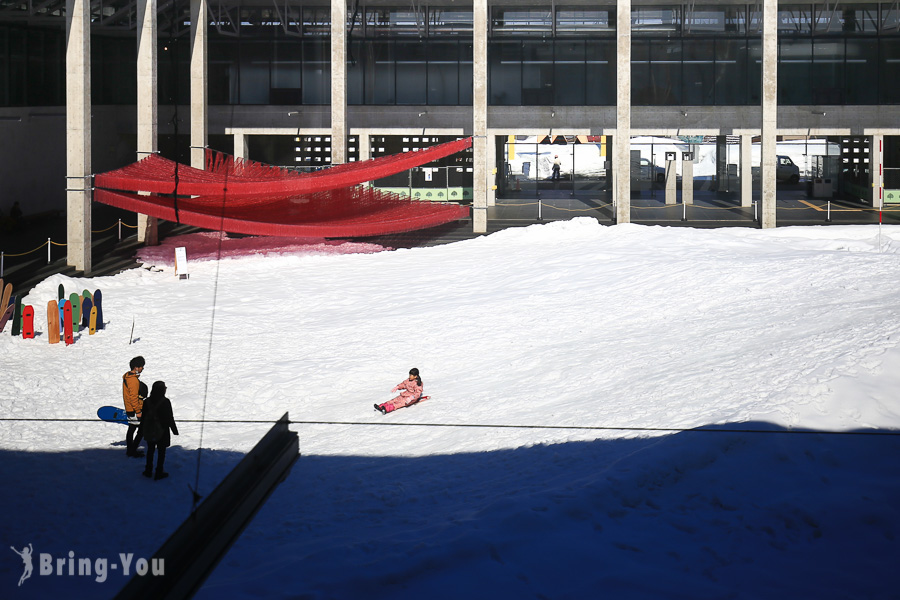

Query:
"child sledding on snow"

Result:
[[375, 368, 423, 414]]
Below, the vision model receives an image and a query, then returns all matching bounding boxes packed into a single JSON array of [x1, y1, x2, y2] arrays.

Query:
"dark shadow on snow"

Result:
[[2, 422, 899, 600]]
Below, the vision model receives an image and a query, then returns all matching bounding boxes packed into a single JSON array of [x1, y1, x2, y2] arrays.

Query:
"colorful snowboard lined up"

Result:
[[1, 281, 105, 344]]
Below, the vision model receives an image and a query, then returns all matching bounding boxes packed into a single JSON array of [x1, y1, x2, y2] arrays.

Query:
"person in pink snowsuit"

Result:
[[375, 368, 423, 414]]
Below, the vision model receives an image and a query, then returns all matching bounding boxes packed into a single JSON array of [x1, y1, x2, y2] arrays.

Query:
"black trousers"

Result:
[[145, 441, 166, 474], [126, 416, 143, 453]]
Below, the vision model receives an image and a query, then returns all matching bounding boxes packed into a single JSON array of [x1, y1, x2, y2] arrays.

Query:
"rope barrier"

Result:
[[0, 416, 898, 437], [0, 220, 137, 257], [1, 240, 49, 257]]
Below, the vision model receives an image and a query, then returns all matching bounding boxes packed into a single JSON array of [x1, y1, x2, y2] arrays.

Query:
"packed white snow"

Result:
[[2, 219, 899, 599]]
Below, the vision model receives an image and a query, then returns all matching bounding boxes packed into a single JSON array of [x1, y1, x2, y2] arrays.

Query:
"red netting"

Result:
[[95, 138, 472, 196], [94, 187, 470, 238], [92, 138, 472, 238]]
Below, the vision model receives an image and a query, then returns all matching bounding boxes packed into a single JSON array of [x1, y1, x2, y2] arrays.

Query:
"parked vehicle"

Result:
[[776, 155, 800, 184]]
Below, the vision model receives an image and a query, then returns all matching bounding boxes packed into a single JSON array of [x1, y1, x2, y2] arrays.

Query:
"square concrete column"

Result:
[[665, 154, 677, 204], [472, 0, 488, 233], [760, 0, 778, 228], [871, 134, 884, 208], [682, 155, 694, 205], [233, 133, 248, 160], [614, 0, 632, 223], [331, 0, 348, 165], [137, 0, 158, 246], [66, 0, 91, 273], [190, 0, 208, 170], [740, 134, 753, 207]]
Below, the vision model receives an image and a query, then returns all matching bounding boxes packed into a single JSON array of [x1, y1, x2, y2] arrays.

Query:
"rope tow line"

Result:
[[2, 417, 899, 437]]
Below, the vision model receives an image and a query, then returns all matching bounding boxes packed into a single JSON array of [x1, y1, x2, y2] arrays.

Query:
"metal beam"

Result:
[[114, 413, 300, 600]]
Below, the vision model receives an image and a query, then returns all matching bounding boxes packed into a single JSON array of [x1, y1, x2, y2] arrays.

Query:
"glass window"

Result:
[[522, 41, 554, 105], [7, 28, 26, 106], [811, 39, 844, 103], [271, 40, 302, 105], [748, 38, 762, 103], [459, 41, 473, 105], [631, 40, 651, 104], [429, 9, 473, 36], [554, 40, 585, 105], [396, 41, 427, 104], [491, 8, 552, 37], [428, 41, 460, 104], [879, 39, 900, 104], [585, 39, 615, 106], [302, 39, 329, 105], [364, 41, 395, 104], [685, 6, 746, 35], [683, 39, 715, 105], [556, 7, 614, 35], [779, 5, 813, 34], [714, 38, 749, 105], [844, 37, 877, 104], [779, 38, 812, 104], [367, 8, 427, 37], [348, 41, 364, 104], [303, 7, 330, 36], [649, 39, 682, 104], [489, 40, 522, 105], [633, 6, 681, 35], [814, 4, 878, 33], [0, 28, 7, 106], [240, 40, 270, 104], [880, 4, 900, 33], [209, 40, 239, 105]]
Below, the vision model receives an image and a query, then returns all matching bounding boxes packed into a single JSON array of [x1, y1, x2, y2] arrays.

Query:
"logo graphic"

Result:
[[10, 544, 33, 587]]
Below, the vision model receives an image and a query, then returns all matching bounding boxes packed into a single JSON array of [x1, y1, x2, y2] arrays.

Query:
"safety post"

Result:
[[753, 200, 758, 222], [1, 252, 4, 277], [826, 201, 831, 222], [47, 238, 51, 264], [682, 201, 687, 222], [118, 219, 122, 240], [538, 197, 543, 221]]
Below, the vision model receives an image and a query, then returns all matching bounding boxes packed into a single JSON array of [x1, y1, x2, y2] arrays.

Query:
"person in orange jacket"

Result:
[[123, 356, 147, 457]]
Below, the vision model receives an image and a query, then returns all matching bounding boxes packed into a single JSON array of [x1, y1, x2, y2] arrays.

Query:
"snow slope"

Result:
[[1, 219, 899, 599]]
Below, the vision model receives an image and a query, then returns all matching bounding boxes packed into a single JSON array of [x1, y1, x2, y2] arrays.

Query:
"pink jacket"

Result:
[[392, 378, 423, 403]]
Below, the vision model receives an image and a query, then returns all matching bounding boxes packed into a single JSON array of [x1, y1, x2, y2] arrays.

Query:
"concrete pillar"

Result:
[[760, 0, 778, 228], [357, 131, 371, 162], [190, 0, 208, 170], [665, 154, 677, 205], [137, 0, 158, 246], [740, 134, 753, 207], [487, 134, 496, 207], [233, 133, 248, 160], [65, 0, 91, 273], [871, 134, 884, 209], [682, 155, 694, 205], [472, 0, 488, 233], [331, 0, 347, 165], [614, 0, 632, 223]]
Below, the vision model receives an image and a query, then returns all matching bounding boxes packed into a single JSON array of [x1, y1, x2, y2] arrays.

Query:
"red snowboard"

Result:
[[22, 305, 34, 339], [63, 301, 74, 345]]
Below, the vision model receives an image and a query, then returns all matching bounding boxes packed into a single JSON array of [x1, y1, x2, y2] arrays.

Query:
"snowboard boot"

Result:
[[154, 471, 169, 481], [374, 403, 386, 415]]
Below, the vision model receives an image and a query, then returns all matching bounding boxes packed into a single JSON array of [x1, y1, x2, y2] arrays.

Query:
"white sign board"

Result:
[[174, 247, 189, 279]]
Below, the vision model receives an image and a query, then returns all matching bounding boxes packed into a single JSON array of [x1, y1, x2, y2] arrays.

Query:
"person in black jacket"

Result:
[[141, 381, 179, 481]]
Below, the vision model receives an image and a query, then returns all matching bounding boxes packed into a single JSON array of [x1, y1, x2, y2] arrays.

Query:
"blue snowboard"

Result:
[[97, 405, 131, 426], [93, 289, 103, 330]]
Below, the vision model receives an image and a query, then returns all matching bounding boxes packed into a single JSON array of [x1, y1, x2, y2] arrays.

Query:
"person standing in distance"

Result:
[[141, 381, 179, 480], [123, 356, 147, 457]]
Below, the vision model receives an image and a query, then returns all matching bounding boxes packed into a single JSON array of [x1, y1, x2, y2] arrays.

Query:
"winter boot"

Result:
[[374, 404, 386, 415], [142, 469, 152, 478], [154, 471, 169, 481]]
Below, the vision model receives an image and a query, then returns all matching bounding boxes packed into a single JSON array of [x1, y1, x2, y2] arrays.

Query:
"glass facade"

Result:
[[0, 3, 898, 108]]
